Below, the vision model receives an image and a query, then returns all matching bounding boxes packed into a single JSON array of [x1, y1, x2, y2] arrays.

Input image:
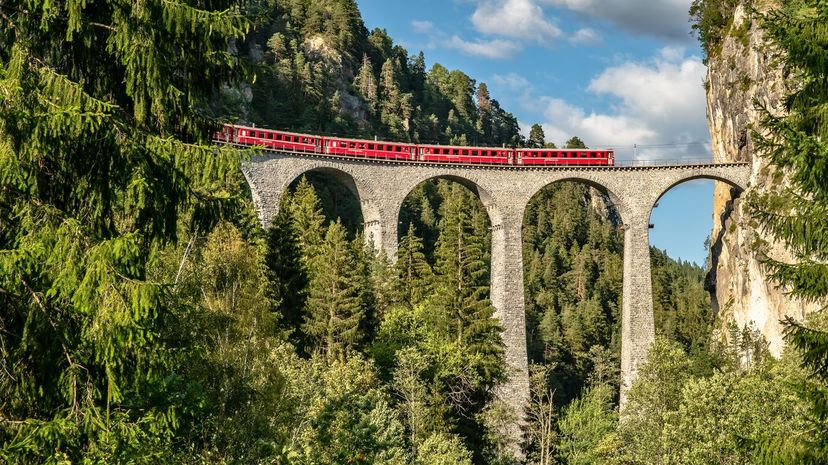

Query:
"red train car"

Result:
[[517, 149, 614, 166], [217, 124, 615, 167], [231, 125, 322, 153], [418, 145, 512, 165], [324, 137, 416, 161]]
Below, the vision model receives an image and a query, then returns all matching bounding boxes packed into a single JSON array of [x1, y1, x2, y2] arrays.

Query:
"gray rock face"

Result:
[[706, 3, 820, 356], [243, 152, 750, 439]]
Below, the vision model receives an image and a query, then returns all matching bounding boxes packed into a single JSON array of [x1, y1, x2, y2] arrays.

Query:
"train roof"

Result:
[[229, 124, 320, 139], [417, 143, 513, 151], [323, 135, 417, 146]]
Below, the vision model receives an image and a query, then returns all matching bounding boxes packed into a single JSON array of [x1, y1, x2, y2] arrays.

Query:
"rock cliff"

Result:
[[706, 2, 820, 355]]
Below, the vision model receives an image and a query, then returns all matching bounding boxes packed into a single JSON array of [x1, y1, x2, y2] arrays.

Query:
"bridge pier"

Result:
[[363, 213, 398, 259], [490, 208, 531, 450], [620, 207, 656, 407]]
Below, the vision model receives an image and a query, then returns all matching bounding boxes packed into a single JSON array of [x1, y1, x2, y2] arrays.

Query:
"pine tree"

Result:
[[303, 221, 365, 360], [747, 1, 828, 462], [355, 54, 378, 114], [476, 83, 493, 140], [529, 124, 547, 148], [266, 205, 309, 348], [379, 58, 406, 136], [476, 82, 492, 115], [288, 177, 326, 264], [395, 223, 433, 306], [433, 185, 502, 376], [0, 0, 248, 460]]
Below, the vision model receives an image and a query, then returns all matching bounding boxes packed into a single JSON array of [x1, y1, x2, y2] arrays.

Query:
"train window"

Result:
[[349, 142, 356, 148]]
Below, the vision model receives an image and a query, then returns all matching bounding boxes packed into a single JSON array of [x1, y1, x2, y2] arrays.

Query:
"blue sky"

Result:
[[357, 0, 716, 265]]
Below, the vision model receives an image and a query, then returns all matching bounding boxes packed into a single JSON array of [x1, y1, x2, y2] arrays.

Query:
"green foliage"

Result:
[[529, 124, 547, 148], [292, 356, 409, 465], [745, 3, 828, 461], [750, 0, 828, 304], [433, 182, 502, 372], [155, 222, 290, 463], [0, 0, 249, 460], [303, 221, 366, 360], [395, 224, 434, 307], [689, 0, 745, 60], [523, 181, 624, 402], [415, 432, 474, 465], [227, 0, 522, 145], [565, 136, 587, 149], [525, 365, 558, 465], [651, 248, 714, 354], [556, 384, 617, 465], [603, 338, 809, 465]]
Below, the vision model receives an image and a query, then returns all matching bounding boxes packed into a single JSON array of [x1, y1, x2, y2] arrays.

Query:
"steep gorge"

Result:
[[705, 1, 820, 354]]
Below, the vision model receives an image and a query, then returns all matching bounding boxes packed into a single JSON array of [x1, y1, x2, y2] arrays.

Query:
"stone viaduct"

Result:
[[242, 150, 751, 419]]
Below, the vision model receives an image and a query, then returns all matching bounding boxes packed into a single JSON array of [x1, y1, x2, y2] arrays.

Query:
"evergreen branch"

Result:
[[783, 317, 828, 381]]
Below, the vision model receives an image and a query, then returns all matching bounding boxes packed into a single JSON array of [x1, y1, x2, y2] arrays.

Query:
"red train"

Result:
[[216, 124, 614, 166]]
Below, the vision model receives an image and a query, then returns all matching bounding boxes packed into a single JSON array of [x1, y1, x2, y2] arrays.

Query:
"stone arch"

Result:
[[283, 166, 383, 235], [243, 156, 393, 252], [651, 173, 748, 212], [395, 173, 504, 235], [519, 175, 627, 400], [524, 175, 627, 226]]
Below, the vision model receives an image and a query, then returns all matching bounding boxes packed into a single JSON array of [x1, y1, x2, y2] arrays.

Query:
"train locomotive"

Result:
[[217, 124, 614, 166]]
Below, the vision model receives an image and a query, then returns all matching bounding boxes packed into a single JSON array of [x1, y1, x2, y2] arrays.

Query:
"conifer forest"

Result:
[[1, 0, 827, 464]]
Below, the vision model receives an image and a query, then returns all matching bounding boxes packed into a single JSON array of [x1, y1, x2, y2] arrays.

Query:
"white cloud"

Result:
[[570, 27, 601, 44], [543, 0, 693, 41], [492, 72, 532, 90], [411, 20, 435, 34], [530, 48, 709, 161], [470, 0, 563, 44], [446, 36, 523, 59]]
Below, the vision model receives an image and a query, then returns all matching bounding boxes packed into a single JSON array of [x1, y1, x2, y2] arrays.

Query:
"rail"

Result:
[[614, 158, 744, 167]]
